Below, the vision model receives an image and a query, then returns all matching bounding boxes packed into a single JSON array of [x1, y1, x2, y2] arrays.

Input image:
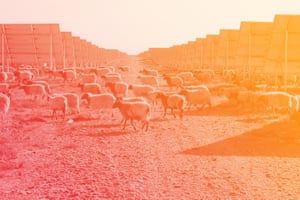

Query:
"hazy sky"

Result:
[[1, 0, 300, 55]]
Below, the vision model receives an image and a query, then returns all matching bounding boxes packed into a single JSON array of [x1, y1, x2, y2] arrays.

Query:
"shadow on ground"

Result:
[[182, 120, 300, 158]]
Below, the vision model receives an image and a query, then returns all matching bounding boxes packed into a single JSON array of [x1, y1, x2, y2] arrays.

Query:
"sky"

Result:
[[1, 0, 300, 55]]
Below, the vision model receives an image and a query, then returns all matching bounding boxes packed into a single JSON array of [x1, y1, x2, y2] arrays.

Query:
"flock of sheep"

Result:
[[1, 64, 300, 131]]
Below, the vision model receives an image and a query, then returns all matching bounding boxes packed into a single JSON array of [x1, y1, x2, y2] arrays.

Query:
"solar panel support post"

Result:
[[210, 40, 214, 72], [248, 32, 252, 80], [63, 39, 66, 69], [200, 43, 203, 70], [225, 39, 229, 75], [284, 29, 288, 92], [50, 33, 53, 71], [1, 31, 4, 72]]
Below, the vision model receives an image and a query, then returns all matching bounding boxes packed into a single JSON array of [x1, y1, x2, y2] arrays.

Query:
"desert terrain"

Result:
[[0, 56, 300, 199]]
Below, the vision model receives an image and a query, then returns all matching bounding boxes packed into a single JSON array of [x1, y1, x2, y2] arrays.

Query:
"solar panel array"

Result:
[[0, 24, 127, 70], [143, 14, 300, 81]]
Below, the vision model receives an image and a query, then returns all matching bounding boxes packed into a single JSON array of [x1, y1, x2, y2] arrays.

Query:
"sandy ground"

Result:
[[0, 57, 300, 199]]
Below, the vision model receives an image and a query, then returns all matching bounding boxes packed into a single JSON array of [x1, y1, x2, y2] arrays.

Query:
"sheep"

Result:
[[183, 85, 210, 91], [179, 86, 211, 111], [128, 84, 155, 98], [118, 66, 130, 72], [19, 67, 39, 77], [78, 83, 102, 94], [222, 86, 248, 102], [26, 80, 51, 95], [0, 72, 8, 83], [92, 67, 112, 77], [19, 84, 47, 102], [163, 75, 183, 90], [177, 71, 194, 83], [112, 99, 151, 131], [156, 91, 186, 119], [256, 91, 299, 115], [290, 95, 300, 122], [62, 93, 80, 114], [78, 73, 97, 84], [121, 96, 146, 102], [115, 96, 146, 123], [62, 69, 77, 82], [139, 68, 158, 77], [105, 81, 128, 98], [81, 92, 116, 119], [0, 83, 11, 98], [0, 93, 10, 120], [137, 75, 159, 87], [14, 70, 33, 84], [47, 94, 68, 120], [105, 66, 115, 73], [193, 70, 213, 83], [5, 72, 15, 82], [101, 73, 122, 84], [49, 69, 64, 80]]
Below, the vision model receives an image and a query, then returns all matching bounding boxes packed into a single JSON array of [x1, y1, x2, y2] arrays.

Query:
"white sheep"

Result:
[[121, 96, 146, 102], [63, 93, 80, 114], [222, 86, 248, 102], [5, 72, 15, 82], [105, 66, 115, 72], [156, 91, 186, 119], [14, 70, 33, 84], [177, 71, 194, 83], [137, 75, 159, 87], [236, 90, 259, 107], [163, 75, 183, 90], [78, 83, 102, 94], [101, 73, 122, 84], [118, 66, 130, 72], [105, 81, 128, 98], [179, 87, 211, 110], [0, 72, 8, 83], [81, 92, 116, 119], [62, 69, 77, 82], [49, 69, 64, 80], [139, 68, 158, 77], [0, 83, 11, 98], [47, 94, 68, 120], [128, 84, 155, 98], [93, 67, 112, 77], [78, 73, 97, 84], [19, 83, 47, 102], [0, 93, 10, 120], [26, 80, 51, 94], [112, 99, 151, 131], [115, 96, 146, 123], [256, 91, 299, 115]]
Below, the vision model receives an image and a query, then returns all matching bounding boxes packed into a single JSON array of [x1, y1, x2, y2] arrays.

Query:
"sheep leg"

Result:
[[62, 109, 65, 120], [51, 110, 55, 120], [130, 119, 137, 130], [200, 104, 205, 110], [142, 121, 149, 132], [208, 102, 212, 109], [122, 119, 128, 130], [171, 108, 176, 118], [179, 108, 184, 120], [187, 103, 192, 111], [162, 107, 167, 118]]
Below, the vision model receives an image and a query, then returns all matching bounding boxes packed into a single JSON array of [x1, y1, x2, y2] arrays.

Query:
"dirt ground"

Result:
[[1, 57, 300, 199]]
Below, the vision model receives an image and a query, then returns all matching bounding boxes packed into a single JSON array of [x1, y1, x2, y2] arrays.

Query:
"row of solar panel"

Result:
[[144, 14, 300, 76], [0, 24, 127, 69]]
